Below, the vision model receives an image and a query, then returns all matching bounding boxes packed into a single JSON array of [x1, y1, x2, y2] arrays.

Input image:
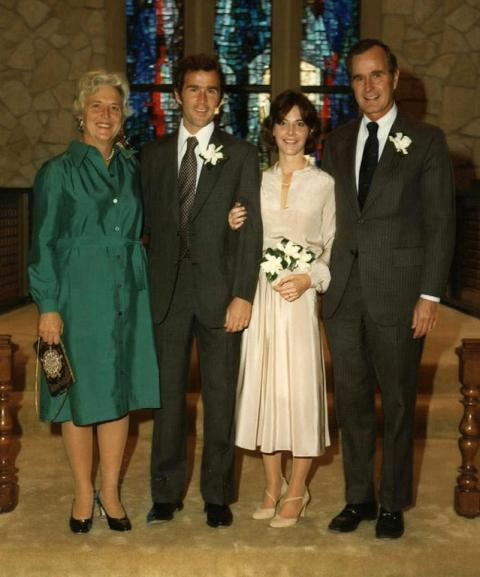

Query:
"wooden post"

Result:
[[0, 334, 17, 513], [455, 338, 480, 517]]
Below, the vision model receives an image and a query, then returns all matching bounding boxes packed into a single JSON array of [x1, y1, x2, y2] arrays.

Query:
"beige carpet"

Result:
[[0, 304, 479, 577]]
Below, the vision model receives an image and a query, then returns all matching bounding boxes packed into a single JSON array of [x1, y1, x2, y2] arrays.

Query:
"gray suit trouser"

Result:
[[324, 261, 424, 511], [150, 258, 241, 505]]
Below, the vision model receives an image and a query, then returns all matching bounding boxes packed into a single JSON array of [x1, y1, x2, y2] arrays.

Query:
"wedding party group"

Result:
[[28, 38, 455, 540]]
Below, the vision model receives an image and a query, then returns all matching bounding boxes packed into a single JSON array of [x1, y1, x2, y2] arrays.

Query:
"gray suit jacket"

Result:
[[141, 128, 263, 326], [321, 112, 455, 325]]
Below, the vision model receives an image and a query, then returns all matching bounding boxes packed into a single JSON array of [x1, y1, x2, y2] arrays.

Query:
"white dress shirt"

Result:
[[355, 103, 439, 303], [177, 120, 215, 187]]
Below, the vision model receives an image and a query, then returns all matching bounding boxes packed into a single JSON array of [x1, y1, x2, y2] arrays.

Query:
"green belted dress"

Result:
[[29, 141, 160, 425]]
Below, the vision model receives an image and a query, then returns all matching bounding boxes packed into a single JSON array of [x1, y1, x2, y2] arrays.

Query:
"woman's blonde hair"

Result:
[[73, 69, 132, 119]]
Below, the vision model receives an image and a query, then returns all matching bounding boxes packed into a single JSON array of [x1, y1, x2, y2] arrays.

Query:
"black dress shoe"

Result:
[[147, 501, 183, 524], [328, 502, 378, 533], [96, 495, 132, 531], [375, 507, 404, 539], [69, 500, 94, 534], [69, 513, 93, 534], [204, 503, 233, 528]]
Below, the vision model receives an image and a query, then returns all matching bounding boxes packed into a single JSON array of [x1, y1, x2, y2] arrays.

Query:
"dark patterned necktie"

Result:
[[178, 136, 198, 257], [358, 121, 379, 210]]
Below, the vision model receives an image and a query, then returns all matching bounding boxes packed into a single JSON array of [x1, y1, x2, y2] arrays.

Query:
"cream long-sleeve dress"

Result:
[[235, 162, 335, 456]]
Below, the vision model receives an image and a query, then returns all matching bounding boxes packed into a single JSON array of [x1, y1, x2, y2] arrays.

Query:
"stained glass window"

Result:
[[301, 0, 359, 160], [125, 0, 184, 149], [214, 0, 272, 167]]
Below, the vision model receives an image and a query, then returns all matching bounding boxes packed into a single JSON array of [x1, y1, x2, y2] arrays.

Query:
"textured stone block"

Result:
[[449, 55, 478, 88], [441, 86, 476, 132], [413, 0, 440, 26], [30, 49, 69, 92], [441, 27, 472, 53], [17, 0, 50, 29], [42, 109, 75, 143], [428, 54, 458, 79], [446, 4, 480, 33], [383, 0, 414, 14], [0, 80, 31, 116], [382, 15, 406, 49], [404, 39, 436, 64], [7, 39, 35, 70], [461, 119, 480, 137]]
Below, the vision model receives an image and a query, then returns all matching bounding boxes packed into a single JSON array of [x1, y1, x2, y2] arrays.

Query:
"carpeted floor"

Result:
[[0, 304, 479, 577]]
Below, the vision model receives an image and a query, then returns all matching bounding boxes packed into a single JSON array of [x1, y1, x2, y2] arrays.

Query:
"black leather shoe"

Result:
[[204, 503, 233, 528], [147, 501, 183, 524], [375, 507, 404, 539], [328, 502, 378, 533], [96, 495, 132, 532], [69, 514, 93, 534], [69, 500, 94, 534]]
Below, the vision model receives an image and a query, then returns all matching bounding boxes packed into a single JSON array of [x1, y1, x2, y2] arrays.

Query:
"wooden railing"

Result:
[[0, 334, 18, 513], [455, 338, 480, 517]]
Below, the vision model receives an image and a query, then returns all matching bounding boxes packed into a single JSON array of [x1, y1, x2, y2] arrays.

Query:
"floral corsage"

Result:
[[260, 238, 316, 283], [389, 132, 412, 155], [199, 144, 227, 166]]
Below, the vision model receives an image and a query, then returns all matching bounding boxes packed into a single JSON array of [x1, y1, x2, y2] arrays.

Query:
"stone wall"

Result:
[[0, 1, 479, 190], [0, 0, 107, 187], [381, 0, 480, 190]]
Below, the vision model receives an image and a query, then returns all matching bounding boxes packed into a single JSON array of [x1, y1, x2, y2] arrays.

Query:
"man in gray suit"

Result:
[[141, 54, 262, 528], [322, 39, 455, 538]]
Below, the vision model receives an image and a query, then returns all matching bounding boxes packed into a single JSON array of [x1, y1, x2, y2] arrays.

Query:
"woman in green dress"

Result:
[[28, 70, 160, 533]]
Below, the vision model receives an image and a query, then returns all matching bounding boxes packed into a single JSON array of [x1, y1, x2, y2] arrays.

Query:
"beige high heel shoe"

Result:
[[269, 488, 310, 528], [252, 477, 288, 520]]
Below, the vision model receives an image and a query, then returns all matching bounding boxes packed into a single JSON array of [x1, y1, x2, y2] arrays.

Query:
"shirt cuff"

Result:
[[420, 294, 440, 303]]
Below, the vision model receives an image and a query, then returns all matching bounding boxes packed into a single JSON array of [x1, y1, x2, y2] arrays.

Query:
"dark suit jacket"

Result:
[[141, 127, 263, 326], [322, 112, 455, 325]]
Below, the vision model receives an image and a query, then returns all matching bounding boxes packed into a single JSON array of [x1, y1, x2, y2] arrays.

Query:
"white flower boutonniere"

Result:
[[199, 144, 227, 166], [389, 132, 412, 155], [260, 238, 316, 282]]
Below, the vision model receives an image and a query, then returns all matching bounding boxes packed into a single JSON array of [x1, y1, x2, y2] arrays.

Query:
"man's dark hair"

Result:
[[346, 39, 398, 78], [173, 54, 226, 100], [262, 90, 321, 154]]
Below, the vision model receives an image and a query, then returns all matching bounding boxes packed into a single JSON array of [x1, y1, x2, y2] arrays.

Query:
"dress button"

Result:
[[113, 198, 118, 204], [114, 226, 120, 232]]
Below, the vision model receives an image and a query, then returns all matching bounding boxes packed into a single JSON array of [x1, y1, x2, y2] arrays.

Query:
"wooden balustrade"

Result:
[[455, 338, 480, 517], [0, 334, 17, 513]]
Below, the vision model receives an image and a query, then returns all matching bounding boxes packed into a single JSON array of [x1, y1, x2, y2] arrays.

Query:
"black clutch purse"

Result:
[[35, 338, 75, 396]]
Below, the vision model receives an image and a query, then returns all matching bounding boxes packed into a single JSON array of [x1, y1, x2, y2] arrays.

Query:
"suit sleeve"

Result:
[[28, 160, 64, 313], [232, 145, 263, 303], [419, 129, 456, 297]]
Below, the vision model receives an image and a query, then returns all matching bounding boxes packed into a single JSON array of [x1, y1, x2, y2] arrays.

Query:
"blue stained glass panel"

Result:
[[125, 0, 183, 148]]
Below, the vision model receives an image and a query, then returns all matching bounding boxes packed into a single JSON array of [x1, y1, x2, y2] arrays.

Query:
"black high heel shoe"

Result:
[[69, 500, 94, 534], [96, 495, 132, 532]]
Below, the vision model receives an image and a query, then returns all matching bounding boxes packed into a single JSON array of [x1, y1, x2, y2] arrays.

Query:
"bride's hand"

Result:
[[273, 274, 311, 302], [228, 202, 247, 230]]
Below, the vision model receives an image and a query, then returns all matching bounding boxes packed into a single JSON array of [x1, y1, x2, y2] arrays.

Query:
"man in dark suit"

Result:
[[141, 54, 262, 528], [321, 39, 455, 539]]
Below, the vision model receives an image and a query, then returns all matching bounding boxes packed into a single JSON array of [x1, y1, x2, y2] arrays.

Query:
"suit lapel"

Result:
[[362, 114, 405, 213], [191, 128, 226, 220]]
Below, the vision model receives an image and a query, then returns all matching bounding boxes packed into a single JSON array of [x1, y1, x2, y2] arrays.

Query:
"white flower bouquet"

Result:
[[260, 238, 316, 282]]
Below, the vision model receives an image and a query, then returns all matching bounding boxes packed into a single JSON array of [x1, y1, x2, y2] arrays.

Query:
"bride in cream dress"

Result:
[[230, 90, 335, 527]]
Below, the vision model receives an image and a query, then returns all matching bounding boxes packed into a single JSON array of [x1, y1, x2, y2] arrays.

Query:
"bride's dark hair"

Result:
[[262, 90, 321, 154]]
